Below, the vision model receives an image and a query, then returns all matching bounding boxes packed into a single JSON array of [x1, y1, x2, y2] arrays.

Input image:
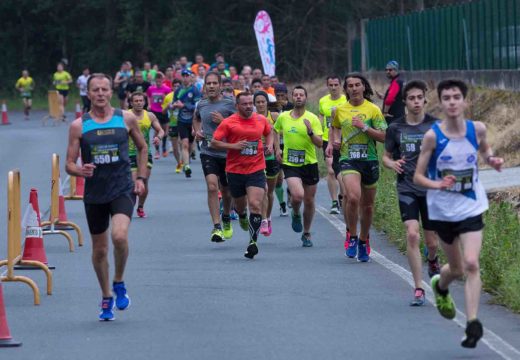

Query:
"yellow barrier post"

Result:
[[0, 170, 53, 305], [41, 154, 83, 250], [41, 91, 63, 126]]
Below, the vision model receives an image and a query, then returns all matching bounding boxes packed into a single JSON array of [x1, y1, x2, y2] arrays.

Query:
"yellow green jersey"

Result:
[[15, 77, 34, 97], [53, 71, 72, 90], [161, 92, 178, 126], [129, 110, 153, 156], [332, 99, 387, 161], [274, 110, 322, 167], [319, 94, 347, 141]]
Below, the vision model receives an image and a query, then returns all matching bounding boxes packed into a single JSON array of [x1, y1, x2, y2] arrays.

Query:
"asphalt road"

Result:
[[0, 111, 519, 360]]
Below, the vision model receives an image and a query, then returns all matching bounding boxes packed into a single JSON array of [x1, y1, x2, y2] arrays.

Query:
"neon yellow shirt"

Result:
[[332, 99, 387, 161], [319, 94, 347, 141], [53, 71, 72, 90], [161, 92, 178, 126], [274, 110, 322, 167], [15, 77, 34, 96], [129, 110, 152, 156]]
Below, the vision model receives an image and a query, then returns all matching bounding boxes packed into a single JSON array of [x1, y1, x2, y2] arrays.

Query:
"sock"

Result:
[[436, 280, 449, 296], [332, 200, 338, 206], [214, 223, 222, 230], [162, 136, 167, 150], [275, 185, 284, 203], [112, 281, 123, 286], [222, 214, 231, 223], [359, 239, 367, 245], [350, 235, 359, 241], [239, 212, 247, 220], [249, 213, 262, 242], [428, 255, 438, 263]]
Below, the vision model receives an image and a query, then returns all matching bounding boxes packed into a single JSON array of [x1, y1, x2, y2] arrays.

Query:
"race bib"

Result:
[[325, 116, 332, 129], [348, 144, 368, 160], [441, 168, 474, 193], [91, 144, 120, 165], [152, 94, 163, 103], [241, 141, 259, 156], [287, 149, 305, 164], [400, 133, 423, 155]]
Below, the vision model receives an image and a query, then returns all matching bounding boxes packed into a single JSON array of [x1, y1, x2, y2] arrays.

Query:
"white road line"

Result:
[[316, 205, 520, 360]]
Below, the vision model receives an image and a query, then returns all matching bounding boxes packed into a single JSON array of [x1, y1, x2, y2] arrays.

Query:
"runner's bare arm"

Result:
[[475, 121, 503, 171], [148, 112, 165, 145], [414, 130, 454, 189], [382, 150, 405, 174], [65, 119, 95, 177]]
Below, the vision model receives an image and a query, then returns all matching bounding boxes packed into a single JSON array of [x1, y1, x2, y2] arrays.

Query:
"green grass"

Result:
[[373, 147, 520, 313], [0, 91, 118, 112]]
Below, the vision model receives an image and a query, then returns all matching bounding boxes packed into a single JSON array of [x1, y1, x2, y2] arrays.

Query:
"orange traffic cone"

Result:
[[17, 189, 54, 270], [75, 101, 82, 119], [1, 101, 10, 125], [0, 282, 21, 347]]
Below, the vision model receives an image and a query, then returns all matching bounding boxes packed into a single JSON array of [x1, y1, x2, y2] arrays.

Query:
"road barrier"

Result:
[[0, 170, 53, 306], [64, 159, 84, 201], [41, 154, 83, 251], [41, 91, 63, 126]]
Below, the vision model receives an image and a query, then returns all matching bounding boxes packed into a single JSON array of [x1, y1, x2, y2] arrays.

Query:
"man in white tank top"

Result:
[[414, 79, 503, 349]]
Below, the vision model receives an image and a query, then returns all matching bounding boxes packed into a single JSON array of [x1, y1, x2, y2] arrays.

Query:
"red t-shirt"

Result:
[[213, 113, 272, 174]]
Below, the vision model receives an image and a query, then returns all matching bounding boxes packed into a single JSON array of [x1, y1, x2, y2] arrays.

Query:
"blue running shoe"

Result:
[[346, 237, 358, 258], [230, 210, 239, 220], [99, 297, 115, 321], [357, 241, 370, 262], [291, 210, 303, 233], [113, 281, 131, 311]]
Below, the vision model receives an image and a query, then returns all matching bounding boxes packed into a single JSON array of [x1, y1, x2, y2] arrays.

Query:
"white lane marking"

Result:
[[316, 205, 520, 360]]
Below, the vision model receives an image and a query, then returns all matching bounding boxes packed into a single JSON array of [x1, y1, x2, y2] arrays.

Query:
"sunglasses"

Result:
[[385, 68, 394, 72]]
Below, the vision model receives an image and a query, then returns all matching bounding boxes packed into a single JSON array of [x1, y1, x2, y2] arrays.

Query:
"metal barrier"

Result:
[[41, 154, 84, 251], [0, 170, 53, 305]]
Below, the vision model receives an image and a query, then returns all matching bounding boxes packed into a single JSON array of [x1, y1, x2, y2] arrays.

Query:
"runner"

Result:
[[254, 91, 280, 236], [251, 79, 276, 102], [142, 62, 157, 83], [261, 74, 275, 96], [319, 75, 347, 214], [15, 69, 35, 120], [382, 80, 440, 306], [172, 69, 201, 177], [211, 92, 273, 258], [125, 70, 151, 97], [114, 62, 133, 110], [414, 79, 504, 348], [191, 53, 210, 74], [331, 73, 387, 262], [128, 92, 165, 218], [146, 72, 171, 158], [222, 78, 235, 99], [65, 73, 147, 321], [162, 79, 183, 172], [193, 72, 236, 243], [274, 86, 323, 247], [76, 67, 91, 113], [53, 62, 73, 121]]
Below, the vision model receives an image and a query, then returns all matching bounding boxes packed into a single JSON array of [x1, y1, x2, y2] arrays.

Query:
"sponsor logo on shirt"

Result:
[[97, 129, 115, 136]]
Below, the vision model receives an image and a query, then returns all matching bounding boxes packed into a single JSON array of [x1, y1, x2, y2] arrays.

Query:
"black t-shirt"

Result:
[[126, 81, 151, 94], [385, 114, 437, 195]]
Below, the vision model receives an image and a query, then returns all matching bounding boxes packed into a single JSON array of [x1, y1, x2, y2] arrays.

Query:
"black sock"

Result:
[[249, 213, 262, 242], [428, 256, 438, 263], [436, 280, 449, 296], [359, 239, 366, 245], [214, 223, 222, 230], [239, 212, 247, 220], [222, 214, 231, 223]]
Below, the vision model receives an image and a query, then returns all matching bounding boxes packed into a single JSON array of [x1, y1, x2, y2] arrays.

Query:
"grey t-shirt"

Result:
[[195, 97, 236, 158], [385, 114, 437, 195]]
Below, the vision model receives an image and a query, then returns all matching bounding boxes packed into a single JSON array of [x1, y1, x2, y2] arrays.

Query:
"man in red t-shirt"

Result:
[[211, 92, 273, 259]]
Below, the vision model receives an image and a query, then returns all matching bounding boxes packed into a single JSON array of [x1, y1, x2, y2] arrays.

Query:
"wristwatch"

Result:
[[136, 176, 147, 181], [308, 131, 314, 137], [361, 124, 369, 132]]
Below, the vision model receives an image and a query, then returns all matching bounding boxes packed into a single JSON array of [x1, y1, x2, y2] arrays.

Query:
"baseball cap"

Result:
[[385, 60, 399, 70], [274, 83, 288, 93], [181, 69, 193, 76]]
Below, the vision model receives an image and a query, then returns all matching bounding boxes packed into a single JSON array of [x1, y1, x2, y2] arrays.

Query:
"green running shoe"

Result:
[[211, 228, 224, 243], [431, 274, 456, 319], [223, 221, 233, 239], [239, 216, 249, 231]]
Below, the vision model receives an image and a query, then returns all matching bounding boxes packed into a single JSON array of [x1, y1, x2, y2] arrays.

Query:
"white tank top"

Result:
[[426, 120, 488, 221]]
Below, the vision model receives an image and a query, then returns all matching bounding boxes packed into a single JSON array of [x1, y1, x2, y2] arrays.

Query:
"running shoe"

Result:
[[428, 256, 441, 278], [330, 201, 340, 214], [244, 241, 258, 259], [136, 207, 146, 218], [346, 237, 358, 258], [409, 288, 425, 306], [357, 241, 370, 262], [175, 163, 182, 173], [211, 228, 224, 243], [431, 274, 456, 319], [279, 202, 288, 217], [99, 297, 115, 321], [162, 151, 168, 158], [267, 220, 272, 236], [343, 230, 351, 250], [184, 165, 192, 178], [154, 151, 160, 160], [222, 221, 233, 239], [239, 216, 249, 231], [260, 219, 269, 236], [301, 233, 313, 247], [113, 281, 131, 310], [230, 210, 239, 220], [461, 319, 483, 348], [291, 210, 303, 233]]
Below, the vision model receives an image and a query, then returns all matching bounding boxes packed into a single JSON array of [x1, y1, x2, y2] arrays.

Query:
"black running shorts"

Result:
[[398, 192, 434, 230], [282, 163, 320, 186], [430, 214, 484, 245], [227, 170, 266, 198], [84, 194, 134, 235], [340, 160, 379, 188], [200, 154, 228, 187]]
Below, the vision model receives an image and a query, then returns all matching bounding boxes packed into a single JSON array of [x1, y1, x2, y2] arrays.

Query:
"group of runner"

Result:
[[62, 54, 504, 349]]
